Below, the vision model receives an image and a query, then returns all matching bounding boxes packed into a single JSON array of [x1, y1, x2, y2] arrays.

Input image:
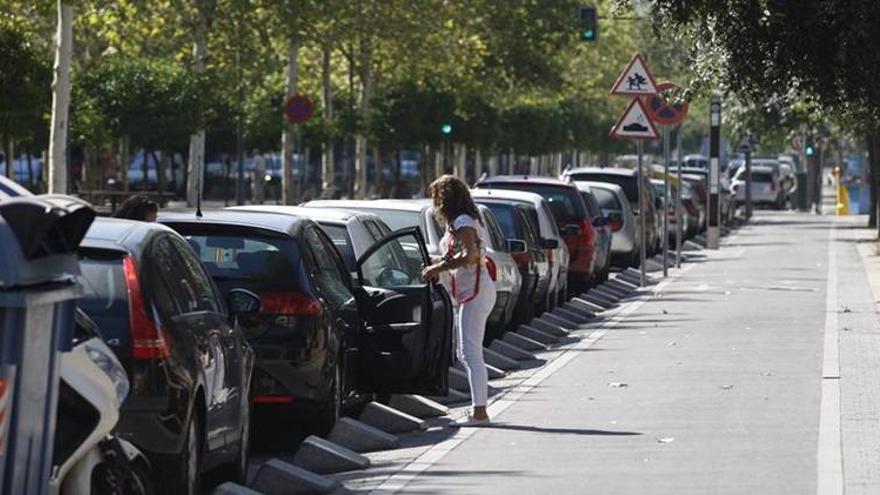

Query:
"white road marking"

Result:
[[817, 223, 843, 495], [370, 264, 697, 494]]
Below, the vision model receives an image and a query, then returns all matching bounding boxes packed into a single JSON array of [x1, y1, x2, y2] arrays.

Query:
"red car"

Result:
[[474, 176, 597, 293]]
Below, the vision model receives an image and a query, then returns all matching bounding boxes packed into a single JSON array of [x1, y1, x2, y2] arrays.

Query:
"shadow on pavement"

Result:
[[470, 423, 642, 436]]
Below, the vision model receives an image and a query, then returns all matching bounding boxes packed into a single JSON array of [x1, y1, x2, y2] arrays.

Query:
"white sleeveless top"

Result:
[[439, 214, 492, 302]]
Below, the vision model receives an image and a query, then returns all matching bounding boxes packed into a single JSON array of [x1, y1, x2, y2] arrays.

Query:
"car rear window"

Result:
[[567, 173, 638, 205], [77, 249, 130, 355], [590, 187, 621, 210], [319, 223, 356, 269], [479, 202, 520, 240], [171, 226, 309, 295], [752, 172, 774, 183], [482, 184, 586, 225]]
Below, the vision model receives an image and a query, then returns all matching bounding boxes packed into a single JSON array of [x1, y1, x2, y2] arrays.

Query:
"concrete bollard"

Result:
[[581, 293, 615, 309], [449, 366, 471, 391], [560, 301, 602, 323], [483, 347, 520, 370], [516, 325, 558, 345], [455, 360, 506, 380], [292, 436, 370, 474], [489, 339, 539, 361], [426, 387, 470, 405], [607, 278, 637, 291], [502, 331, 550, 351], [591, 286, 622, 301], [568, 298, 605, 313], [250, 459, 340, 494], [551, 306, 592, 324], [387, 394, 450, 419], [539, 313, 579, 331], [328, 417, 400, 453], [213, 482, 265, 495], [683, 240, 703, 251], [358, 401, 427, 434], [531, 317, 572, 336]]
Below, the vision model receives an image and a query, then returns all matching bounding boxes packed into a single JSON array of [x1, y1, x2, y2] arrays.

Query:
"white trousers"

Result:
[[456, 276, 496, 408]]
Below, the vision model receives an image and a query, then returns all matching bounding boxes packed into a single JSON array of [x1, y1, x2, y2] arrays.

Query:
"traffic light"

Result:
[[805, 145, 815, 156], [441, 123, 453, 135], [579, 6, 597, 42]]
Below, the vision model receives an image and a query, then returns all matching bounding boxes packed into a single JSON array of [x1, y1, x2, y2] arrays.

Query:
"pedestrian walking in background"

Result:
[[113, 195, 158, 222], [252, 149, 265, 204], [421, 175, 497, 426]]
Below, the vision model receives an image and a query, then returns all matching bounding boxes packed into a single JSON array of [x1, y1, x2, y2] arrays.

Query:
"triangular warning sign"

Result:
[[610, 53, 659, 96], [609, 98, 660, 141]]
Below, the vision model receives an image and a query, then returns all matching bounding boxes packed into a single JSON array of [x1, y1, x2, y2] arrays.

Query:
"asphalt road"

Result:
[[383, 210, 869, 495]]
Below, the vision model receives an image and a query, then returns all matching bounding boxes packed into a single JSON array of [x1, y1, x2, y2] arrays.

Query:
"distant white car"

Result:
[[470, 188, 570, 306], [575, 181, 640, 268], [731, 165, 783, 208], [304, 199, 522, 338]]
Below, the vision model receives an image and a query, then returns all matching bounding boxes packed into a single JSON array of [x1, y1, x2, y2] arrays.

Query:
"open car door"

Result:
[[354, 227, 452, 395]]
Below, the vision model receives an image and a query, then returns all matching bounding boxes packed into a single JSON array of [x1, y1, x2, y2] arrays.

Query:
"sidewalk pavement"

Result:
[[841, 215, 880, 495]]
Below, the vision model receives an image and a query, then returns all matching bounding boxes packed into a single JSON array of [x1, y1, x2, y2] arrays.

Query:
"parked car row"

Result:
[[68, 165, 728, 493], [74, 205, 458, 493]]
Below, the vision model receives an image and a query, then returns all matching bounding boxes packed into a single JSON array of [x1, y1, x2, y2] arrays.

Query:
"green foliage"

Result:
[[78, 56, 211, 150], [0, 26, 51, 146]]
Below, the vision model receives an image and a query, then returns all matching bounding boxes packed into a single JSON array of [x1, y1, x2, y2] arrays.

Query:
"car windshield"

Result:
[[482, 184, 586, 225]]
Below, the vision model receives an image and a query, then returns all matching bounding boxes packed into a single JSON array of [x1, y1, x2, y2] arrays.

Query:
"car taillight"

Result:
[[609, 217, 624, 232], [770, 182, 777, 192], [260, 292, 323, 316], [123, 255, 170, 360], [579, 219, 594, 246]]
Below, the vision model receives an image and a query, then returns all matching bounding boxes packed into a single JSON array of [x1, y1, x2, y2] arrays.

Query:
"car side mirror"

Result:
[[592, 216, 608, 227], [506, 239, 527, 254], [539, 238, 559, 249], [227, 288, 261, 317], [562, 224, 582, 236]]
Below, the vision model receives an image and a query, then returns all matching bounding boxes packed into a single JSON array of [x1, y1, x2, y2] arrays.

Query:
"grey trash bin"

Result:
[[0, 194, 95, 495]]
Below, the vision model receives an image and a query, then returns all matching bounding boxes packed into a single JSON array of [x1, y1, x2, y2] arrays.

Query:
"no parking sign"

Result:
[[643, 82, 689, 127]]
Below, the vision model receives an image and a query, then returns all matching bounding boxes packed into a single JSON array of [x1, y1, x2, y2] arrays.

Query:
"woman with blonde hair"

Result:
[[421, 175, 496, 426]]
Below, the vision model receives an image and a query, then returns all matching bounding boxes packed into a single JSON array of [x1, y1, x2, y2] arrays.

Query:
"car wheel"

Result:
[[168, 413, 201, 495], [312, 361, 342, 436]]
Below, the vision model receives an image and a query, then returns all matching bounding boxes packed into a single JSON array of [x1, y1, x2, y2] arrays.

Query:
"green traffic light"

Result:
[[806, 146, 815, 156], [581, 28, 596, 41], [441, 123, 453, 135]]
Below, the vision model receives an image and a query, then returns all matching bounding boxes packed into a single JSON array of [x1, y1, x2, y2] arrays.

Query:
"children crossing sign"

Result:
[[610, 53, 659, 96], [609, 98, 660, 141]]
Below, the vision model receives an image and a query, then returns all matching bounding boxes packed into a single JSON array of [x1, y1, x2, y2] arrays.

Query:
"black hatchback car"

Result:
[[76, 218, 257, 494], [161, 210, 453, 435]]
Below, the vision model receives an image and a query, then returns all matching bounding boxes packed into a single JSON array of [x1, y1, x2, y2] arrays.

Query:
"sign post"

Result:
[[644, 82, 689, 275], [738, 135, 753, 219], [674, 126, 683, 268], [610, 53, 660, 286], [707, 96, 722, 249]]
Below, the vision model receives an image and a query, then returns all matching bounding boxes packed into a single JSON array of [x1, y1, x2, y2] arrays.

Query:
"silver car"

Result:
[[731, 165, 783, 208], [303, 199, 522, 337], [575, 181, 640, 268]]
